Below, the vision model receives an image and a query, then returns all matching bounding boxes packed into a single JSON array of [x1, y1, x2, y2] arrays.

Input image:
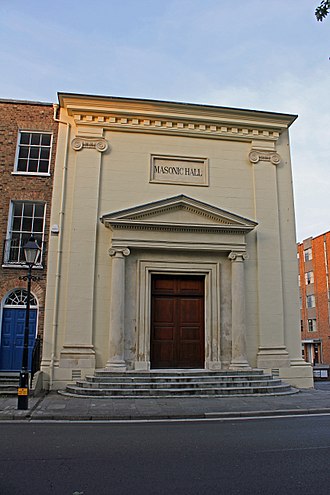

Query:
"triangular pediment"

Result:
[[101, 195, 257, 233]]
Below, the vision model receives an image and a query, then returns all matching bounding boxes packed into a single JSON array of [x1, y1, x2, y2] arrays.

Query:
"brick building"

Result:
[[0, 99, 58, 372], [298, 231, 330, 366]]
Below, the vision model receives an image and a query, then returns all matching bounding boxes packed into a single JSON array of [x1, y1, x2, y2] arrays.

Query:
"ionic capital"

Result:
[[108, 247, 130, 258], [71, 137, 109, 153], [228, 251, 249, 262], [248, 150, 281, 165]]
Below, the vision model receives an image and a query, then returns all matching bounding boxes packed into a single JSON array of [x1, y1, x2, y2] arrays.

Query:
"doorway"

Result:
[[0, 289, 37, 371], [150, 274, 205, 368]]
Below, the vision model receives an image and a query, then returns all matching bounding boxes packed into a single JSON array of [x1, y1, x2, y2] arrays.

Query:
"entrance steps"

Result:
[[62, 369, 298, 398], [0, 372, 19, 396]]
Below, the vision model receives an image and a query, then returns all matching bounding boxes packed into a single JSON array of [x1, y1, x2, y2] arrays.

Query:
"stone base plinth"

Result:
[[257, 346, 290, 369]]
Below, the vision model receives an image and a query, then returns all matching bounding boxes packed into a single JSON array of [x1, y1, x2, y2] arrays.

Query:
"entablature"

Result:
[[59, 93, 296, 144]]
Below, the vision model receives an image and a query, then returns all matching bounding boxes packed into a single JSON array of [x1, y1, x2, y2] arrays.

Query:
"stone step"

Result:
[[77, 378, 283, 389], [93, 369, 265, 378], [0, 378, 18, 386], [62, 370, 296, 398], [0, 390, 17, 396], [86, 374, 273, 384], [63, 369, 296, 398], [0, 383, 19, 389], [0, 374, 19, 396], [64, 383, 295, 398]]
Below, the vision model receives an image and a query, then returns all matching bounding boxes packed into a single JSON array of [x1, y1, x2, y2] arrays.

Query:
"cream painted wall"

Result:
[[41, 95, 313, 389]]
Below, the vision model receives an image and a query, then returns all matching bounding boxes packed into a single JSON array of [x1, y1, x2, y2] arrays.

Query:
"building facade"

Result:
[[0, 99, 58, 373], [41, 93, 313, 389], [298, 231, 330, 366]]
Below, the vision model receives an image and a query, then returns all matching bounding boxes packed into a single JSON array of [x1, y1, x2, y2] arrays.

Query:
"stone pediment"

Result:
[[101, 195, 257, 234]]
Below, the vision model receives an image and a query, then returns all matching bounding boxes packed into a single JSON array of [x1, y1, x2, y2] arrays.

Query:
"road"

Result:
[[1, 415, 330, 495]]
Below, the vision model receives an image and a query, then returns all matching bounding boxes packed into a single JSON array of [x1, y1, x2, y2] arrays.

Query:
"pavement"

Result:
[[1, 381, 330, 421]]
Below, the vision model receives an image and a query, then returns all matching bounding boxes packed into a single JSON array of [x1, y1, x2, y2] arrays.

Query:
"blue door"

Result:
[[0, 308, 37, 371]]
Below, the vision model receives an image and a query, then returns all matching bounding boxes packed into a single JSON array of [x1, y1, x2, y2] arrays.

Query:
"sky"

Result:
[[0, 0, 329, 241]]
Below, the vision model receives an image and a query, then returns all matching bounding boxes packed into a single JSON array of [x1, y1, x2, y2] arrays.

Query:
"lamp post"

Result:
[[17, 236, 41, 410]]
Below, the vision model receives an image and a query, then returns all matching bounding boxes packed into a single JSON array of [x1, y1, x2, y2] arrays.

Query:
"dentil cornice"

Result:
[[59, 94, 296, 144]]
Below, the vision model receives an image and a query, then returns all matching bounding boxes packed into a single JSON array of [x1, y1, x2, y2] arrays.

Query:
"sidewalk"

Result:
[[1, 383, 330, 421]]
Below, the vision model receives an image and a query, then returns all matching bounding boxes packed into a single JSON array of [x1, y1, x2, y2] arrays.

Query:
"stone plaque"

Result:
[[150, 155, 208, 186]]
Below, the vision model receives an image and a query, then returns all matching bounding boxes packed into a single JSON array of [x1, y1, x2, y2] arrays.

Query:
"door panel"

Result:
[[0, 308, 37, 371], [151, 275, 204, 368]]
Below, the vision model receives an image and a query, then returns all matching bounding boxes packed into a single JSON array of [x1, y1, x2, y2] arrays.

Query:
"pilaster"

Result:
[[59, 131, 108, 373], [105, 247, 130, 370], [228, 251, 251, 370], [250, 142, 290, 369]]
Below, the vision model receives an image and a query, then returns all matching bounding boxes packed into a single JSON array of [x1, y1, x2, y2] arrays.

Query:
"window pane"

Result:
[[17, 159, 27, 171], [34, 233, 42, 245], [39, 160, 49, 173], [23, 203, 33, 217], [12, 216, 21, 231], [34, 204, 45, 217], [11, 233, 21, 246], [40, 148, 50, 159], [20, 132, 30, 145], [31, 133, 41, 145], [13, 203, 23, 216], [30, 147, 39, 159], [9, 245, 19, 262], [19, 147, 29, 159], [33, 218, 43, 232], [29, 160, 38, 172], [41, 134, 51, 146], [22, 217, 33, 231]]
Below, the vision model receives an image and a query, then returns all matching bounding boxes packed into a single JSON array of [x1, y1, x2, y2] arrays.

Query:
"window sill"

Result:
[[11, 172, 51, 177], [2, 263, 44, 270]]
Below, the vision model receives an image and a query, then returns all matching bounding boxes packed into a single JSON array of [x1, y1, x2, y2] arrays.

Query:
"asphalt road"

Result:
[[1, 415, 330, 495]]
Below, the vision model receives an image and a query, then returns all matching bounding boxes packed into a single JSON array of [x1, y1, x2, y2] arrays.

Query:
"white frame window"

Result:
[[307, 318, 317, 332], [305, 271, 314, 285], [14, 131, 52, 175], [306, 294, 316, 308], [304, 248, 313, 261], [4, 201, 46, 265]]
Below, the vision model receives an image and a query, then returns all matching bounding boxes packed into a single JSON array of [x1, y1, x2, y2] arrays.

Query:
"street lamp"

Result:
[[17, 236, 41, 410]]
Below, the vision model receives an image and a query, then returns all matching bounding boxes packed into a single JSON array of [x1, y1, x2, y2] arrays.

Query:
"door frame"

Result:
[[0, 288, 38, 371], [135, 260, 221, 371]]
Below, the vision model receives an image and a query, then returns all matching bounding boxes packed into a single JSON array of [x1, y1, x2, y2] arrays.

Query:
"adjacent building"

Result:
[[40, 93, 313, 390], [298, 231, 330, 366], [0, 99, 58, 373]]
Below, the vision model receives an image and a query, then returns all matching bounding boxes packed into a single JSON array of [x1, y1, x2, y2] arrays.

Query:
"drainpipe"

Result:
[[48, 104, 71, 389]]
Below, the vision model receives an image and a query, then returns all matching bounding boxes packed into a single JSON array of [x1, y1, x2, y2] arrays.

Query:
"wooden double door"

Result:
[[151, 275, 205, 369]]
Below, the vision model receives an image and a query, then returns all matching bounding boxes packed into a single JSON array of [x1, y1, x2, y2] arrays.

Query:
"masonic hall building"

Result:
[[41, 93, 313, 389]]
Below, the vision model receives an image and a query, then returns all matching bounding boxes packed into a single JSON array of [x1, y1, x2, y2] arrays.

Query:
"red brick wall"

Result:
[[0, 100, 58, 343], [298, 232, 330, 364]]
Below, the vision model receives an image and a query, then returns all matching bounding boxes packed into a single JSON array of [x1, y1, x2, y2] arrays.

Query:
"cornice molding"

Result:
[[70, 112, 281, 142], [111, 239, 246, 252], [109, 222, 253, 235], [59, 93, 296, 126]]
